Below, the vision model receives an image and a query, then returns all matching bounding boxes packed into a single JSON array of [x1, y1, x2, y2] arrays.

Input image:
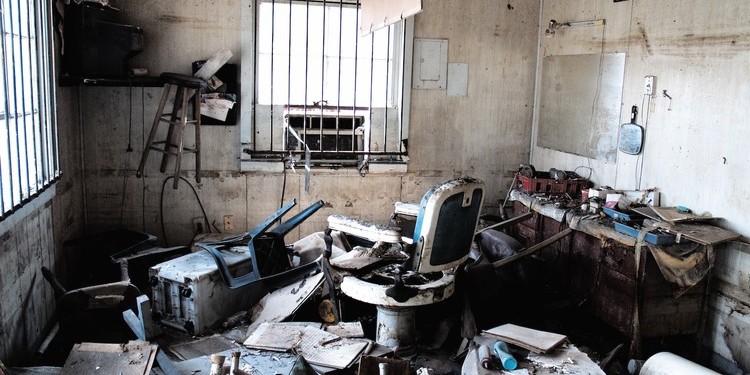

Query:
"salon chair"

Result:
[[326, 177, 485, 355]]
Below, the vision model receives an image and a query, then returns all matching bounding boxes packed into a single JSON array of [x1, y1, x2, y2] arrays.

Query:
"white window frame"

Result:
[[240, 0, 413, 171], [0, 0, 59, 220]]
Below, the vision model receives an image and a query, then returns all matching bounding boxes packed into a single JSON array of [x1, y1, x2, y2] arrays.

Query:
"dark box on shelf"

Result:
[[517, 172, 590, 195]]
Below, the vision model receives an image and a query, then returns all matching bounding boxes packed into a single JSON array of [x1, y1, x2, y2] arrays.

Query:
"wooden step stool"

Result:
[[137, 73, 207, 189]]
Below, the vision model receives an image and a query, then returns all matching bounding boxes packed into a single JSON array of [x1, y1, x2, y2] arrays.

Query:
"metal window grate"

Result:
[[247, 0, 409, 166], [0, 0, 59, 220]]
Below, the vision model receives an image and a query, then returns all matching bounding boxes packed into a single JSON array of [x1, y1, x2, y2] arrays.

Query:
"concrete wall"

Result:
[[83, 0, 538, 245], [0, 86, 85, 363], [707, 241, 750, 373], [4, 0, 747, 369], [531, 0, 750, 239], [530, 0, 750, 371]]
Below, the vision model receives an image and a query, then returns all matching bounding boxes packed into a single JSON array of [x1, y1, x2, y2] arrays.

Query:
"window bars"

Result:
[[0, 0, 59, 219], [249, 0, 408, 166]]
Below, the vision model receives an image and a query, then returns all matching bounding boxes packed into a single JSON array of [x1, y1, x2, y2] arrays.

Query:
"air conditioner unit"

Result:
[[284, 106, 368, 163], [149, 248, 263, 335]]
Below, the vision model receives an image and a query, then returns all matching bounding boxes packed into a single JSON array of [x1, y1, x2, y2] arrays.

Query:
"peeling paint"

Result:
[[603, 30, 750, 57], [157, 14, 208, 24], [721, 311, 750, 371], [640, 26, 653, 55]]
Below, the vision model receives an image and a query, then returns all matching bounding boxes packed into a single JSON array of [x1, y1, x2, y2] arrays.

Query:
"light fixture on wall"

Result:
[[545, 18, 606, 37]]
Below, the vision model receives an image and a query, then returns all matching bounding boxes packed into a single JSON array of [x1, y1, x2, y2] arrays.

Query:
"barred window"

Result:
[[243, 0, 412, 169], [0, 0, 59, 219]]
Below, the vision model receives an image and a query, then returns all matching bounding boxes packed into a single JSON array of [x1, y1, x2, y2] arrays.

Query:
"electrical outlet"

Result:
[[644, 75, 655, 96], [223, 215, 235, 232], [192, 217, 205, 235]]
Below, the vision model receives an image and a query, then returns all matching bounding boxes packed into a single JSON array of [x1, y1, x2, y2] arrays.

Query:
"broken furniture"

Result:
[[148, 246, 265, 335], [172, 345, 319, 375], [60, 341, 157, 375], [509, 190, 718, 358], [149, 199, 324, 335], [63, 229, 157, 289], [63, 229, 189, 297], [137, 73, 207, 189], [40, 266, 140, 362], [328, 177, 485, 355], [197, 198, 325, 289]]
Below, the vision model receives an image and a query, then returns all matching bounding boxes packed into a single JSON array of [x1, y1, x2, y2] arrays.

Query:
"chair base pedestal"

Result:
[[376, 305, 416, 357]]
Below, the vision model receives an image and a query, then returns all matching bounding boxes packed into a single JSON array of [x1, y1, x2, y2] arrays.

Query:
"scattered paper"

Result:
[[246, 272, 324, 333], [244, 323, 368, 369], [325, 321, 365, 338], [527, 344, 605, 375], [201, 97, 235, 121]]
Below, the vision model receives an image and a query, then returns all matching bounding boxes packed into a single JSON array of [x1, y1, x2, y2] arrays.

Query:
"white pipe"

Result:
[[639, 352, 720, 375]]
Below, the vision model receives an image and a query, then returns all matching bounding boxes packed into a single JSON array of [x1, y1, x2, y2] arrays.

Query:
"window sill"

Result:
[[368, 162, 408, 173], [0, 184, 57, 235], [240, 160, 407, 174]]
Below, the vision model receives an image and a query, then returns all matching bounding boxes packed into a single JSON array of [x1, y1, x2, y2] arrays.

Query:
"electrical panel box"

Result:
[[413, 38, 448, 90], [149, 248, 263, 335]]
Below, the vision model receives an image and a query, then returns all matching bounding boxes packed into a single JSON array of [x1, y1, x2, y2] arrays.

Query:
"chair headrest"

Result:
[[411, 177, 485, 273]]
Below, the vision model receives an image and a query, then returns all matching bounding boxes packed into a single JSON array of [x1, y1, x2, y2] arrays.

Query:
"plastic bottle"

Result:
[[493, 341, 518, 371]]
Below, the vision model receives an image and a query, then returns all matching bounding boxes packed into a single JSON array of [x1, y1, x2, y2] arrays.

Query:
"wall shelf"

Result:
[[59, 75, 164, 87]]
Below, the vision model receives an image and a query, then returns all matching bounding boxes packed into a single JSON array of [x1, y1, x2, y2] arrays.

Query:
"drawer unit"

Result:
[[149, 248, 263, 335]]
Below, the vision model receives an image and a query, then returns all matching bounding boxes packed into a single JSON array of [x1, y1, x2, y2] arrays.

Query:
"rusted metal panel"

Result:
[[600, 242, 638, 279], [592, 263, 637, 336], [642, 293, 703, 337], [569, 230, 603, 296], [509, 199, 708, 342], [589, 244, 705, 338]]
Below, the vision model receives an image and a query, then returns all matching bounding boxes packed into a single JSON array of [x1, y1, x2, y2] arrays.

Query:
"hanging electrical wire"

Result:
[[160, 176, 211, 245]]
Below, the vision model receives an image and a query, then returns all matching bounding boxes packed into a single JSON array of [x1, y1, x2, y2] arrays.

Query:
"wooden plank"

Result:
[[121, 310, 181, 375], [167, 335, 233, 361], [247, 272, 324, 332], [482, 324, 567, 354], [648, 206, 717, 223], [663, 223, 741, 246], [324, 322, 365, 338], [60, 341, 156, 375]]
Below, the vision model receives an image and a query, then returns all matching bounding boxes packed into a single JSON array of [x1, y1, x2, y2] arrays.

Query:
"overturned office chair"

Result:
[[137, 73, 206, 189], [40, 266, 140, 361], [326, 177, 485, 355]]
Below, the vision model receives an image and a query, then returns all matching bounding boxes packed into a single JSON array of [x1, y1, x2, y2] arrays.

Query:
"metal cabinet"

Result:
[[510, 201, 709, 357]]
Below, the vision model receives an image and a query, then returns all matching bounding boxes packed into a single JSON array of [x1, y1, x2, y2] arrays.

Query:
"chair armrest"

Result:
[[328, 214, 402, 243], [394, 202, 420, 217]]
